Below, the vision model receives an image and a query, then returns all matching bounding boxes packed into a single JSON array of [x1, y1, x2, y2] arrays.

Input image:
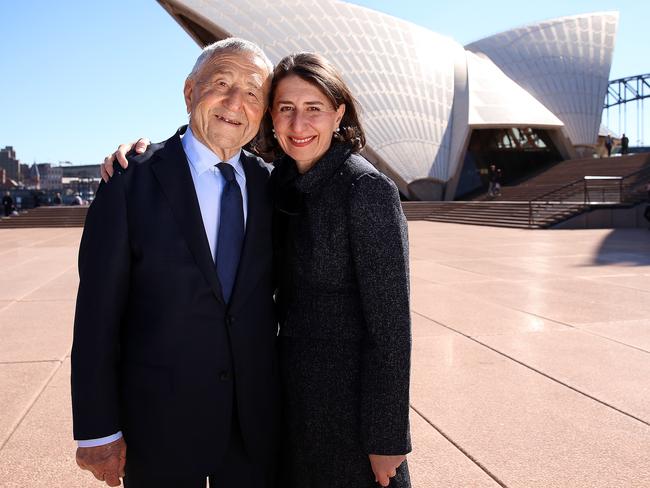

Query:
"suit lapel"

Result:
[[150, 129, 224, 304], [229, 154, 268, 313]]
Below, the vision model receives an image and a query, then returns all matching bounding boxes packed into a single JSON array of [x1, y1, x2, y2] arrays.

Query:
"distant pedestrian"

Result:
[[605, 135, 613, 157], [621, 133, 629, 155], [488, 163, 502, 197], [2, 191, 13, 217], [53, 192, 62, 205]]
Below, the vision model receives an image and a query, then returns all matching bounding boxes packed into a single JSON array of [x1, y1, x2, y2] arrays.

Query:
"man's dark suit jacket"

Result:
[[71, 127, 279, 477]]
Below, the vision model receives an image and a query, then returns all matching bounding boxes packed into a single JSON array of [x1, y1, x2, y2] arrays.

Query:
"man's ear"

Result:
[[183, 78, 194, 114]]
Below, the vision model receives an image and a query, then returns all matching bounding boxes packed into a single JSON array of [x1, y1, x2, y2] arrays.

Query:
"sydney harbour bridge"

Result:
[[604, 73, 650, 147]]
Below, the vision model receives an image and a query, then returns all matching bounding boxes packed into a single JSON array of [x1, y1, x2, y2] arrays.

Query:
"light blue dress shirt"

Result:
[[76, 127, 248, 448], [182, 126, 248, 260]]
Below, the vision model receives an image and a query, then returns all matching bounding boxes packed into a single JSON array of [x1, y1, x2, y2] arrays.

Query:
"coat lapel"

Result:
[[150, 128, 224, 304], [229, 153, 269, 313]]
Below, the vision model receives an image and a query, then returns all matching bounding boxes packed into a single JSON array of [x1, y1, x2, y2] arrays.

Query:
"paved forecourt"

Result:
[[0, 223, 649, 487]]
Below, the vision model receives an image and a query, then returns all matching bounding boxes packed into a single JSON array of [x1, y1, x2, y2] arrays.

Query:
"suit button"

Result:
[[226, 315, 235, 326], [219, 371, 230, 381]]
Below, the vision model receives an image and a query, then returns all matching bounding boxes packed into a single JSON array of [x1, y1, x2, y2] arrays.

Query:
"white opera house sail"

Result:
[[156, 0, 618, 200]]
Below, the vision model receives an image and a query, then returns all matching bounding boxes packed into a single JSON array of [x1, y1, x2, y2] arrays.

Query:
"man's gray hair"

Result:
[[188, 38, 273, 79]]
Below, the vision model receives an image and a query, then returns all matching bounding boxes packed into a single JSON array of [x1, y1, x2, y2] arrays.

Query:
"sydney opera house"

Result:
[[157, 0, 618, 200]]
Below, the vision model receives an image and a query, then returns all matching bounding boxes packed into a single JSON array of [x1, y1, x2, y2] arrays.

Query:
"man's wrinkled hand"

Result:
[[100, 138, 150, 182], [76, 437, 127, 487], [369, 453, 406, 487]]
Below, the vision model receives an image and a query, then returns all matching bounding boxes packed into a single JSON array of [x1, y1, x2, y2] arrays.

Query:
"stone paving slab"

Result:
[[476, 327, 650, 421], [580, 319, 650, 351], [410, 278, 568, 337], [410, 329, 650, 488], [1, 224, 649, 487], [0, 359, 88, 488], [0, 362, 59, 449], [408, 410, 500, 488], [0, 260, 75, 301], [19, 268, 79, 302], [584, 273, 650, 292], [448, 278, 650, 324], [0, 301, 74, 362]]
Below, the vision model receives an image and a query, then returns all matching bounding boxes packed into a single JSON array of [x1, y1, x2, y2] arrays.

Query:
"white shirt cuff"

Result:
[[77, 431, 123, 448]]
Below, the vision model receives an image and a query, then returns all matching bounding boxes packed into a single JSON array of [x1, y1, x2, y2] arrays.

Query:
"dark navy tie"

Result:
[[216, 163, 244, 303]]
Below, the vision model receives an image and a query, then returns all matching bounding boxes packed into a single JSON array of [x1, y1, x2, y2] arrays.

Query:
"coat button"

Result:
[[226, 315, 235, 326], [219, 371, 230, 381]]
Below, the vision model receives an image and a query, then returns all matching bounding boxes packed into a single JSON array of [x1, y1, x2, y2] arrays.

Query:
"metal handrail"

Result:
[[527, 172, 649, 227], [620, 165, 650, 202], [528, 179, 587, 227]]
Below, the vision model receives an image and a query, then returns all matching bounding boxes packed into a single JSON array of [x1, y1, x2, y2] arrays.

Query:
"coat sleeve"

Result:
[[348, 172, 412, 455], [71, 168, 130, 440]]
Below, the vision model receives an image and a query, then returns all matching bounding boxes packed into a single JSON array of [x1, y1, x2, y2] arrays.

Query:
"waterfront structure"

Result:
[[156, 0, 618, 200]]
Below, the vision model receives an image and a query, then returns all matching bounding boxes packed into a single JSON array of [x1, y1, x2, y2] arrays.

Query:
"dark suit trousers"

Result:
[[123, 410, 270, 488]]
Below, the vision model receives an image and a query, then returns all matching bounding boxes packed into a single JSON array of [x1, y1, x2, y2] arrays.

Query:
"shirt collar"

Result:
[[181, 126, 244, 178]]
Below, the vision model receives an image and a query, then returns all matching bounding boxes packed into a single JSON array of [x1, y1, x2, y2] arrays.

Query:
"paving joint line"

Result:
[[0, 359, 65, 365], [580, 276, 650, 295], [0, 256, 41, 273], [26, 229, 78, 247], [415, 276, 650, 355], [412, 310, 650, 428], [0, 229, 73, 253], [2, 264, 76, 309], [502, 306, 650, 355], [409, 404, 509, 488], [0, 354, 67, 452]]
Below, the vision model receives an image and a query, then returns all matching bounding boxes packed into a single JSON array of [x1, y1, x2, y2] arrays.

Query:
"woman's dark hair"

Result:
[[252, 52, 366, 160]]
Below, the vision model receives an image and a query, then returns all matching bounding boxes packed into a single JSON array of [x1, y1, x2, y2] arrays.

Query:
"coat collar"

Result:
[[279, 142, 354, 194]]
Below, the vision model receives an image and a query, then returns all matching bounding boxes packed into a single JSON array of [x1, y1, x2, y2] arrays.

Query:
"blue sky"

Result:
[[1, 0, 648, 165]]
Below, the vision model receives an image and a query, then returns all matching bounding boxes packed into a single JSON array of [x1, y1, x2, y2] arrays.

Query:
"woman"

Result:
[[266, 53, 411, 488], [104, 52, 412, 488]]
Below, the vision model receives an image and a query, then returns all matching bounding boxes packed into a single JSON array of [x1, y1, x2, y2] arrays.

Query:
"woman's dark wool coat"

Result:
[[271, 142, 412, 488]]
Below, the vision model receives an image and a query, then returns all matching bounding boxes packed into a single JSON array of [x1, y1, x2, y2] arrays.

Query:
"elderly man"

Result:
[[71, 38, 279, 488]]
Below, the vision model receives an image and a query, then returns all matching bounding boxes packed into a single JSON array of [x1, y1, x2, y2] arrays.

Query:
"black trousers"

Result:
[[123, 412, 270, 488]]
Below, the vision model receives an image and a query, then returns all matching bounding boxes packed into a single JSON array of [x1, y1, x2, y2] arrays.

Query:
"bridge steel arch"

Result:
[[604, 73, 650, 146]]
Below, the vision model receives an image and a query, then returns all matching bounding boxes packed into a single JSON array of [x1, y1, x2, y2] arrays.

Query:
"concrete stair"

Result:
[[402, 153, 650, 228], [401, 201, 584, 229], [470, 153, 650, 202], [0, 206, 88, 228]]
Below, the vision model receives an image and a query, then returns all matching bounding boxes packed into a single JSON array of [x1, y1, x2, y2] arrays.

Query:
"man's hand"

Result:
[[101, 138, 150, 182], [76, 437, 127, 487], [369, 454, 406, 487]]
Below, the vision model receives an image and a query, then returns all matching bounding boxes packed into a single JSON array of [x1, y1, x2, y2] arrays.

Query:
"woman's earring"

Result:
[[272, 128, 277, 139]]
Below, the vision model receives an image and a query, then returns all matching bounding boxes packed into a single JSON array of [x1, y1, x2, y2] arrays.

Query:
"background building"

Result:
[[37, 163, 64, 190], [0, 146, 21, 183]]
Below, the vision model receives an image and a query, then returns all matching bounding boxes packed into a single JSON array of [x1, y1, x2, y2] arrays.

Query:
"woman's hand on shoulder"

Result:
[[100, 138, 151, 182], [369, 453, 406, 487]]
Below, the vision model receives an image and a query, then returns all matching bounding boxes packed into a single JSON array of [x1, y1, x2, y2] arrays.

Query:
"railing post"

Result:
[[619, 178, 623, 203]]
